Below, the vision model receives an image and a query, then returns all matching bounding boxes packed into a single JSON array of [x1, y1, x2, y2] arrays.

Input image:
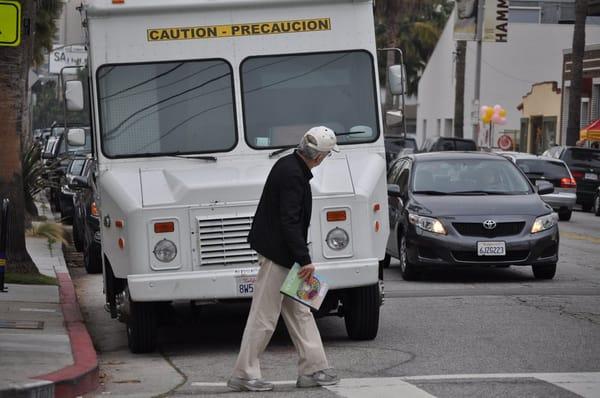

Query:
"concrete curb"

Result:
[[33, 272, 100, 397]]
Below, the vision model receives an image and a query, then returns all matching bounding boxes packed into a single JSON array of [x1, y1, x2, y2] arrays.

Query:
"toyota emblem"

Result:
[[483, 220, 497, 230]]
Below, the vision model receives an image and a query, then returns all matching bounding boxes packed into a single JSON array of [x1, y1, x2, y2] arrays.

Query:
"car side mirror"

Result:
[[388, 183, 403, 197], [535, 180, 554, 195], [69, 175, 90, 190], [67, 128, 86, 147]]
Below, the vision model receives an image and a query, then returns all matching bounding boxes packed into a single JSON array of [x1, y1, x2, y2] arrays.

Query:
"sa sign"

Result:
[[0, 1, 21, 47], [49, 45, 87, 74], [497, 134, 513, 151]]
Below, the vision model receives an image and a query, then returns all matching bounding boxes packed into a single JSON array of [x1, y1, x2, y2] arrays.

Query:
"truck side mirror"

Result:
[[387, 64, 404, 96], [387, 183, 402, 197], [65, 80, 84, 111], [385, 110, 403, 127], [69, 175, 90, 190], [67, 128, 86, 147]]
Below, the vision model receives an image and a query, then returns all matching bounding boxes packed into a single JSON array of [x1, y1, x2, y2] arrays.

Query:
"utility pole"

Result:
[[454, 40, 466, 138], [473, 0, 485, 147]]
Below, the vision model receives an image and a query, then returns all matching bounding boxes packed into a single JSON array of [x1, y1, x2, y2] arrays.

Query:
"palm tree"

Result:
[[566, 0, 589, 145], [0, 0, 62, 274]]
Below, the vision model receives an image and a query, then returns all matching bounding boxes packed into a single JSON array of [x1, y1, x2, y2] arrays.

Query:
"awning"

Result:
[[580, 119, 600, 140]]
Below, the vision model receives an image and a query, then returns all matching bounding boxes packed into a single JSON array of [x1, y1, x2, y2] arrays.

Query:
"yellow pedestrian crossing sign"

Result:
[[0, 1, 21, 47]]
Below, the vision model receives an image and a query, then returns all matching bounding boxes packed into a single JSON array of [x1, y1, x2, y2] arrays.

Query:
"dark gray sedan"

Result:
[[384, 152, 559, 280]]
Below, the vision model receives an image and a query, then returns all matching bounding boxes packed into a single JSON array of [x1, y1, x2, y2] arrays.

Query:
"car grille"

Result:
[[452, 222, 525, 238], [197, 216, 257, 266], [452, 250, 530, 262]]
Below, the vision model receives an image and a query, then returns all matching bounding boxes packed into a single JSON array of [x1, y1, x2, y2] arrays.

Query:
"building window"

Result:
[[509, 7, 541, 23], [581, 98, 590, 128], [423, 119, 428, 138]]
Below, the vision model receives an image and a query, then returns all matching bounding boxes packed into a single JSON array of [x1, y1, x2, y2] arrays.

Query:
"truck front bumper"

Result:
[[128, 258, 379, 302]]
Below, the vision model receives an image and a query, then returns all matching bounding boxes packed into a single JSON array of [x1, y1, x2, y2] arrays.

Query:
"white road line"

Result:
[[324, 377, 436, 398], [535, 372, 600, 398]]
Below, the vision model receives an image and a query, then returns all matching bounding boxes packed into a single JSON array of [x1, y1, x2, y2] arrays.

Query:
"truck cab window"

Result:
[[241, 51, 379, 149], [96, 60, 237, 158]]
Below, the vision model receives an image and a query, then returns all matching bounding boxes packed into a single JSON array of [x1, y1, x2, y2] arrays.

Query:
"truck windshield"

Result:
[[96, 60, 236, 158], [241, 51, 379, 149]]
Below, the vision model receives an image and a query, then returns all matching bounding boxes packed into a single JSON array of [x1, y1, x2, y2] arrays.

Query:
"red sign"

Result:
[[498, 134, 513, 150]]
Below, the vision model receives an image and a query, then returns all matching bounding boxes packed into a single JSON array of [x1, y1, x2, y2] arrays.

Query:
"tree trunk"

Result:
[[454, 41, 466, 138], [566, 0, 588, 146], [0, 0, 38, 274]]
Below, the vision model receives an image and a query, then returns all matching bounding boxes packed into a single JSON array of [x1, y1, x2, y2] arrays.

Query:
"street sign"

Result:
[[498, 134, 513, 150], [0, 1, 21, 47], [49, 44, 88, 74]]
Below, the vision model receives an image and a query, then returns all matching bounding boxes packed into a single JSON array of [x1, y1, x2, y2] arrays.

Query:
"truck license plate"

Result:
[[236, 276, 256, 297], [584, 173, 598, 181], [477, 241, 506, 256]]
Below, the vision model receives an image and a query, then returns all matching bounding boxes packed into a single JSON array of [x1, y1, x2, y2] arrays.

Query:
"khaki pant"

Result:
[[232, 255, 329, 380]]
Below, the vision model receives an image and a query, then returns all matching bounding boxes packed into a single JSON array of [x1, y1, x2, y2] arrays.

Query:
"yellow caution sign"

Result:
[[148, 18, 331, 42], [0, 0, 21, 47]]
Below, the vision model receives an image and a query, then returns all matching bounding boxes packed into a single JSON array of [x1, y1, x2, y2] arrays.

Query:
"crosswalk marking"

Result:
[[324, 377, 435, 398], [190, 372, 600, 397]]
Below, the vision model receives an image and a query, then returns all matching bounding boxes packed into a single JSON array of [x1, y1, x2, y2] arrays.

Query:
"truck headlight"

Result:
[[409, 214, 447, 235], [153, 239, 177, 262], [326, 227, 349, 250], [531, 213, 558, 233]]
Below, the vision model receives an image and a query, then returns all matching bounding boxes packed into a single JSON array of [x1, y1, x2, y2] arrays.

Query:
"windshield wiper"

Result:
[[450, 190, 513, 195], [269, 146, 296, 159], [335, 131, 369, 136], [169, 154, 217, 162], [412, 190, 449, 195]]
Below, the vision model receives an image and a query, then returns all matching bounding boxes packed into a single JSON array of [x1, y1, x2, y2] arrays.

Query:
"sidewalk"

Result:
[[0, 229, 99, 396]]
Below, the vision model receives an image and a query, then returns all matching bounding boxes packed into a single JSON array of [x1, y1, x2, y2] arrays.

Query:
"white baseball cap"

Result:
[[302, 126, 339, 153]]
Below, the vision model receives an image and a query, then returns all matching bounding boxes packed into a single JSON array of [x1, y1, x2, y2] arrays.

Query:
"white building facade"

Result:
[[417, 1, 600, 149]]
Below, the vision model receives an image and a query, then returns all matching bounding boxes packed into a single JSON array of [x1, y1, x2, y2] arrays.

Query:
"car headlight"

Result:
[[408, 214, 447, 235], [153, 239, 177, 262], [326, 227, 349, 250], [531, 213, 558, 233]]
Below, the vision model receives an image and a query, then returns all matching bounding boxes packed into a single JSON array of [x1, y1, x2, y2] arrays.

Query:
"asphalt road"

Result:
[[71, 210, 600, 398]]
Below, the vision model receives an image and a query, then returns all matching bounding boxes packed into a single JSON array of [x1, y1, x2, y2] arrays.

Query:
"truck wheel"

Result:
[[558, 209, 572, 221], [127, 299, 158, 354], [399, 234, 418, 281], [594, 195, 600, 216], [344, 284, 380, 340], [532, 263, 556, 280], [72, 221, 83, 252], [84, 244, 102, 274]]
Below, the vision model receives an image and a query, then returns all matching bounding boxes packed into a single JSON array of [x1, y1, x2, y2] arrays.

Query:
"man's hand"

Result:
[[297, 264, 315, 281]]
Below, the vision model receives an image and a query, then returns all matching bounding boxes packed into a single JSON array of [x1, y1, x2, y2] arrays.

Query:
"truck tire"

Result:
[[127, 299, 158, 354], [558, 209, 572, 221], [344, 284, 380, 340], [532, 263, 556, 280], [84, 244, 102, 274]]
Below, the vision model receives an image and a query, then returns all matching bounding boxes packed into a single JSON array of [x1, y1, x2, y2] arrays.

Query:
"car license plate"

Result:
[[584, 173, 598, 181], [236, 275, 256, 297], [477, 241, 506, 256]]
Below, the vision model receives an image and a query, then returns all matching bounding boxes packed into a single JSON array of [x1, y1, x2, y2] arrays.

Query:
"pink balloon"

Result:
[[480, 106, 490, 117], [493, 104, 502, 112], [498, 117, 507, 125], [491, 114, 503, 124]]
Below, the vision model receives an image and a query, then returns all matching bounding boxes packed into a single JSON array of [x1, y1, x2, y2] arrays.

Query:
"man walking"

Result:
[[228, 126, 340, 392]]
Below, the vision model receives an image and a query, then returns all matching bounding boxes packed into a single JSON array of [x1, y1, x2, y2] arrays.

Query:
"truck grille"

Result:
[[197, 216, 257, 266]]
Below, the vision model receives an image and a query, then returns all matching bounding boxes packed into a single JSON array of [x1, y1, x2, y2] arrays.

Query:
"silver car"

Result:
[[501, 152, 577, 221]]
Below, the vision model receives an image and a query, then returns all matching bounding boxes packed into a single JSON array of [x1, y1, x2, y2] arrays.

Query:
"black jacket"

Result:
[[248, 152, 313, 269]]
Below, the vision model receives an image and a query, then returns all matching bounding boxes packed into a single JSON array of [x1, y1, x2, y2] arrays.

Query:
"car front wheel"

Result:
[[594, 194, 600, 216], [399, 234, 418, 281], [532, 263, 556, 280]]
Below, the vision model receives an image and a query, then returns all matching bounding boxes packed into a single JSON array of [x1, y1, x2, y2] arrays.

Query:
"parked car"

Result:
[[500, 152, 576, 221], [70, 159, 102, 274], [421, 137, 477, 152], [58, 156, 90, 224], [384, 134, 418, 166], [543, 146, 600, 211], [384, 152, 559, 280]]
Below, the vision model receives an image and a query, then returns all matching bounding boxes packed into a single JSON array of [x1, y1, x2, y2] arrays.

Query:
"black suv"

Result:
[[543, 146, 600, 211], [421, 137, 477, 152], [384, 135, 417, 166]]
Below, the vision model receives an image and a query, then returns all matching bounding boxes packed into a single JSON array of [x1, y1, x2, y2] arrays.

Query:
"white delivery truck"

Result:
[[67, 0, 405, 353]]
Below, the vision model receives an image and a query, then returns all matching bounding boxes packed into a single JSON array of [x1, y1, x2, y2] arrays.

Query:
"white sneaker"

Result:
[[296, 369, 340, 388]]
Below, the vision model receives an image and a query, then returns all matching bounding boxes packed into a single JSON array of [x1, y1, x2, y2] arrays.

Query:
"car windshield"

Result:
[[96, 60, 236, 158], [516, 159, 570, 179], [412, 158, 532, 195], [564, 148, 600, 169], [241, 51, 379, 148]]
